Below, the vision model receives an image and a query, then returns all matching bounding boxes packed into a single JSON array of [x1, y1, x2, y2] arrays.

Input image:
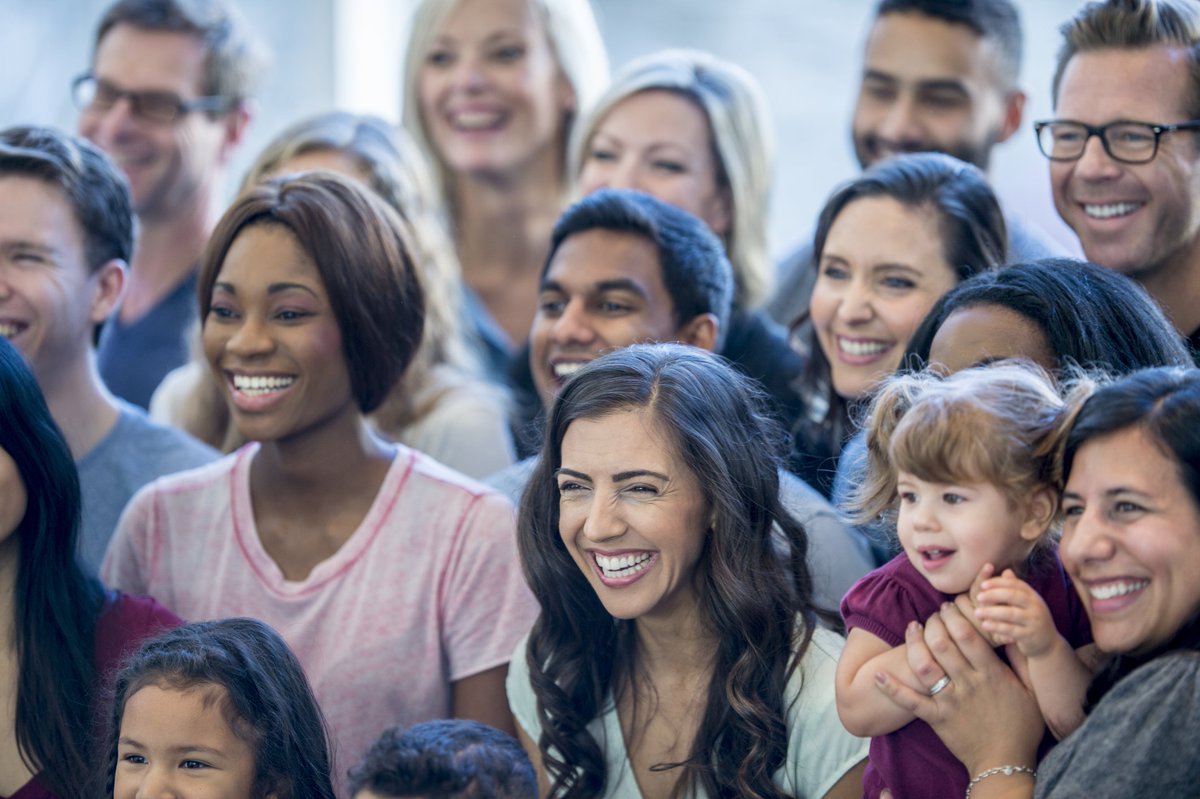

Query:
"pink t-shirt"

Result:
[[102, 443, 537, 780]]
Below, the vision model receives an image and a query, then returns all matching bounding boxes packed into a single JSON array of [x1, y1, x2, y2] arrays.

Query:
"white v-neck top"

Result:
[[507, 626, 867, 798]]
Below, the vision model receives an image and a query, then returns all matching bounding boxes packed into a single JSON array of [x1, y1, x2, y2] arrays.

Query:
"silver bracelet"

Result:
[[965, 765, 1036, 798]]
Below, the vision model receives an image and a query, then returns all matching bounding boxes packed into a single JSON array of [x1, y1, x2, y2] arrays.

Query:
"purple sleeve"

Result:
[[840, 556, 940, 647], [94, 592, 184, 680]]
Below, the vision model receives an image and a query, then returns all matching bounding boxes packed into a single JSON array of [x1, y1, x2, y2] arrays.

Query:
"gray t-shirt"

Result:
[[77, 402, 219, 572], [766, 209, 1067, 329], [1035, 652, 1200, 797], [485, 457, 872, 610]]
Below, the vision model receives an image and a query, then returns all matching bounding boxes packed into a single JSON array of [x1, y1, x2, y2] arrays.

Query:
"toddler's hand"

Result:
[[975, 569, 1057, 658]]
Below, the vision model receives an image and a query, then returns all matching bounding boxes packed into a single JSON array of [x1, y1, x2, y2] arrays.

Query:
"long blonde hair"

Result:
[[400, 0, 609, 214]]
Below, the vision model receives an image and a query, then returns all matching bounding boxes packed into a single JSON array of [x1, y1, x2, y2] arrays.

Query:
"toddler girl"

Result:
[[834, 363, 1094, 799], [104, 618, 337, 799]]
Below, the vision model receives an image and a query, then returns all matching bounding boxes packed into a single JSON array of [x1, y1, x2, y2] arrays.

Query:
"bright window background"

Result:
[[1, 0, 1083, 259]]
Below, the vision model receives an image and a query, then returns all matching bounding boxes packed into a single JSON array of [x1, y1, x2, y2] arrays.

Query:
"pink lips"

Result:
[[918, 547, 955, 572]]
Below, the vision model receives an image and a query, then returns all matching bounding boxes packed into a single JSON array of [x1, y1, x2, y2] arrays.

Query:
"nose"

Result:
[[907, 497, 939, 533], [875, 93, 923, 146], [224, 313, 275, 358], [134, 765, 178, 799], [1073, 133, 1122, 181], [1060, 506, 1117, 570], [581, 491, 625, 543], [593, 156, 640, 192], [449, 52, 489, 93], [549, 298, 597, 347], [81, 96, 138, 150], [834, 278, 874, 324]]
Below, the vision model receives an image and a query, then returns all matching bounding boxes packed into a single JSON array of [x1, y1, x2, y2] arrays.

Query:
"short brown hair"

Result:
[[198, 173, 426, 414], [94, 0, 268, 102], [1052, 0, 1200, 118]]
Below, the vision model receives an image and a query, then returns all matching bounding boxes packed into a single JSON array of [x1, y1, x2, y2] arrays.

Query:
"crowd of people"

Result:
[[2, 0, 1200, 797]]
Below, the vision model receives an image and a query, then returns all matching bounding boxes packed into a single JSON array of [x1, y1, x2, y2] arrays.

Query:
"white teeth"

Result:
[[838, 338, 890, 357], [232, 374, 296, 396], [924, 549, 951, 559], [552, 362, 588, 379], [1084, 202, 1142, 219], [0, 323, 21, 338], [452, 111, 503, 130], [1089, 580, 1149, 600], [594, 553, 653, 578]]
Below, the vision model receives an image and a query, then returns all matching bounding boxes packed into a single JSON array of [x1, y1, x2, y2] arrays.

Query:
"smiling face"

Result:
[[114, 683, 260, 799], [1061, 426, 1200, 655], [1051, 45, 1200, 283], [897, 473, 1044, 594], [557, 406, 710, 622], [927, 303, 1057, 374], [530, 228, 711, 406], [810, 195, 958, 399], [852, 11, 1018, 170], [417, 0, 574, 180], [0, 176, 121, 380], [202, 224, 354, 444], [577, 90, 731, 236], [79, 24, 237, 222]]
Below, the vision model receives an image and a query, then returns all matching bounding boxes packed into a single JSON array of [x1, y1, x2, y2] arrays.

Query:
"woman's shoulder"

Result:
[[94, 591, 183, 676]]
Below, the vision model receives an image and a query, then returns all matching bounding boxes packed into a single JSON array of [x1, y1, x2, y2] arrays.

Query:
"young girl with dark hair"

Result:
[[0, 338, 177, 799], [105, 618, 335, 799], [509, 344, 866, 799]]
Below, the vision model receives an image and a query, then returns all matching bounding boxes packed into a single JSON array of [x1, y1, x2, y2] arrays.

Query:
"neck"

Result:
[[250, 409, 393, 499], [122, 199, 213, 323], [1138, 243, 1200, 338], [38, 349, 121, 460], [0, 538, 18, 655], [451, 152, 564, 280], [632, 593, 719, 679]]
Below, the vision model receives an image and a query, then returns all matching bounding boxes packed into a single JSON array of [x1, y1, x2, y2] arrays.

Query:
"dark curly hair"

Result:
[[517, 344, 821, 799], [347, 720, 535, 798], [102, 618, 336, 799]]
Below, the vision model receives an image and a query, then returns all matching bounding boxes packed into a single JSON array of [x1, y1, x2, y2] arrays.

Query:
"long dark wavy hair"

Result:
[[102, 618, 336, 799], [517, 344, 820, 799], [0, 337, 104, 798], [790, 152, 1006, 495], [1061, 367, 1200, 710]]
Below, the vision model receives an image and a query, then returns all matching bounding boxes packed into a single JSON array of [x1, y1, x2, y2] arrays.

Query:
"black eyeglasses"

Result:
[[1034, 119, 1200, 164], [71, 72, 234, 124]]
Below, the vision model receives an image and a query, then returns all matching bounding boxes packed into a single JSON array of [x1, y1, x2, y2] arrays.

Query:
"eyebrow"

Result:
[[862, 70, 970, 95], [556, 468, 669, 482], [1063, 486, 1154, 501], [873, 263, 924, 276], [538, 277, 650, 298], [118, 737, 226, 757], [0, 240, 57, 256], [212, 281, 319, 297]]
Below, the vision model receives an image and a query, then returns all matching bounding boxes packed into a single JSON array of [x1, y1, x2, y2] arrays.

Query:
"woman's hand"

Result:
[[873, 601, 1043, 776]]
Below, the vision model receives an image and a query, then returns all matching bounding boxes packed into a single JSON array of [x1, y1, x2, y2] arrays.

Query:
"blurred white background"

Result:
[[0, 0, 1084, 262]]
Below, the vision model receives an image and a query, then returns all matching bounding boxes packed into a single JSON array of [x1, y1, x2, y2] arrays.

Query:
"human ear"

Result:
[[703, 186, 733, 239], [1018, 486, 1057, 542], [994, 89, 1027, 144], [676, 313, 718, 353], [88, 260, 126, 324]]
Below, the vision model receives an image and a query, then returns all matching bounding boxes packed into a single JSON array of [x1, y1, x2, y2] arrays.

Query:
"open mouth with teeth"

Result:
[[0, 321, 27, 339], [836, 337, 890, 358], [1088, 579, 1149, 601], [449, 110, 507, 132], [550, 360, 589, 382], [592, 551, 656, 584], [230, 373, 296, 397], [1083, 202, 1143, 220]]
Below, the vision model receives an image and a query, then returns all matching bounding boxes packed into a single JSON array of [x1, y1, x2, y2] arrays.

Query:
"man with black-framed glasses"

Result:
[[1046, 0, 1200, 361], [76, 0, 267, 408]]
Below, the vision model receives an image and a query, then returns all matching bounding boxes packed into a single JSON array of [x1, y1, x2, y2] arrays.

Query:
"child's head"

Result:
[[348, 720, 536, 799], [854, 362, 1066, 593], [106, 618, 336, 799]]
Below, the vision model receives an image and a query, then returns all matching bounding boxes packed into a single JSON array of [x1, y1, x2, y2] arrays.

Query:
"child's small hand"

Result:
[[974, 569, 1058, 658], [955, 564, 1000, 647]]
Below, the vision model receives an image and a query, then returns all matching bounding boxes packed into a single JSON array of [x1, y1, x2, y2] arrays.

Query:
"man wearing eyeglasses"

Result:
[[75, 0, 266, 408], [767, 0, 1064, 328], [1042, 0, 1200, 358]]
